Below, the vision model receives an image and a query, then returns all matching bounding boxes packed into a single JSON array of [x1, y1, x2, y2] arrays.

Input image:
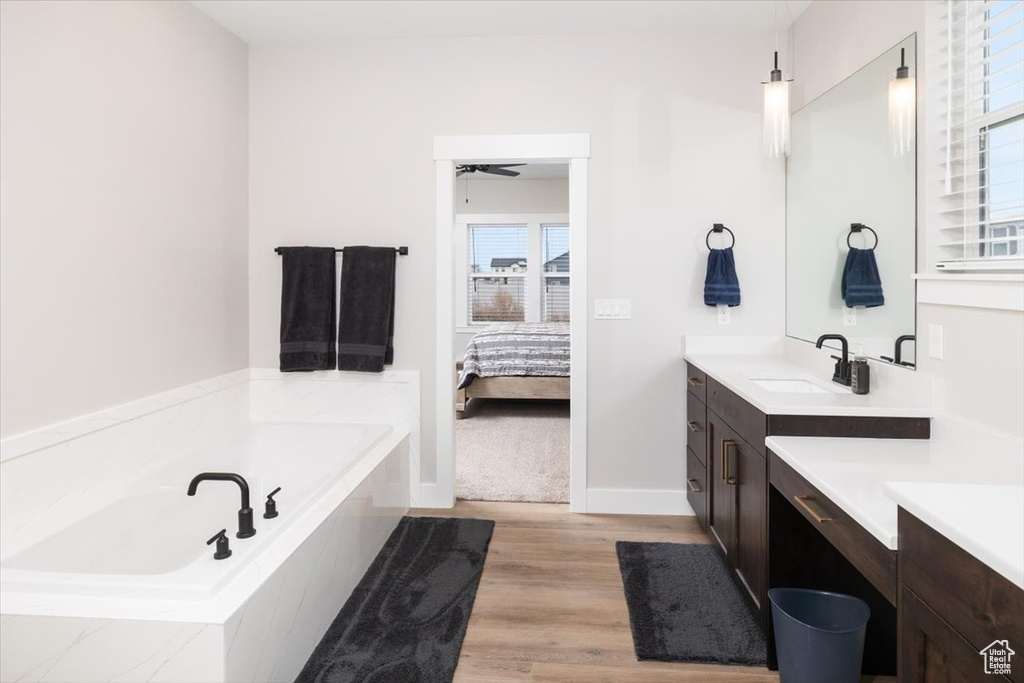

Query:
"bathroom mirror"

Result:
[[786, 35, 917, 367]]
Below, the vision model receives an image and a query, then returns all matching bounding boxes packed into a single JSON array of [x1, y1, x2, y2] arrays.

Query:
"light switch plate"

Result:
[[594, 299, 631, 319], [928, 323, 944, 360], [843, 307, 857, 326]]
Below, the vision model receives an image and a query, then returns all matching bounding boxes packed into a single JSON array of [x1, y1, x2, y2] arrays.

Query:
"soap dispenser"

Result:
[[851, 344, 870, 395]]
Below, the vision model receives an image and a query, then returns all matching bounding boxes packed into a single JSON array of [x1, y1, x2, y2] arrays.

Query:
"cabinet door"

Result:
[[708, 416, 736, 559], [733, 438, 767, 611], [900, 586, 1010, 683]]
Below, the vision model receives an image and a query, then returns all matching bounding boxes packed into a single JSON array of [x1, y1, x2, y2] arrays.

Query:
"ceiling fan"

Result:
[[455, 163, 525, 177]]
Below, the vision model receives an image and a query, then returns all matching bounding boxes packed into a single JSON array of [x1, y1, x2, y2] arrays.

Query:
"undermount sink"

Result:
[[750, 378, 833, 394]]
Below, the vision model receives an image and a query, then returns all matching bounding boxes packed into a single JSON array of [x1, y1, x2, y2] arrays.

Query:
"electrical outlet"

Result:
[[594, 299, 631, 319], [928, 324, 944, 360], [717, 304, 731, 325], [843, 307, 857, 326]]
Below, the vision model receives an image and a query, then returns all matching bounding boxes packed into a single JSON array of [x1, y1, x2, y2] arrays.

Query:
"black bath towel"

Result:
[[703, 247, 741, 307], [338, 246, 396, 373], [278, 247, 337, 371], [841, 248, 885, 308]]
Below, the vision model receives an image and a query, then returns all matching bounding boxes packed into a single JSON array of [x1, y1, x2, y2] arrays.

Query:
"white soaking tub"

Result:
[[0, 421, 410, 683]]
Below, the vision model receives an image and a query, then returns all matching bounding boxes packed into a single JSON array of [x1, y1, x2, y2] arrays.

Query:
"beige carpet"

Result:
[[455, 399, 570, 503]]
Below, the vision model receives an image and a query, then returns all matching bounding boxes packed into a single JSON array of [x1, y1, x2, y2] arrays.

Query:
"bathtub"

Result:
[[1, 420, 410, 683]]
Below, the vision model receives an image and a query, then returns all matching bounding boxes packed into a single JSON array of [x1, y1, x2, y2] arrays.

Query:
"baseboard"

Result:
[[586, 488, 693, 516]]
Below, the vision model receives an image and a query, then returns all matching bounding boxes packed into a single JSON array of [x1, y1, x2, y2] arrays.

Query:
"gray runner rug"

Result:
[[616, 541, 767, 667], [297, 516, 494, 683]]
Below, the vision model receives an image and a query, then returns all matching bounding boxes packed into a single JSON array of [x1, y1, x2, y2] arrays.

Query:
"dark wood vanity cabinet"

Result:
[[687, 361, 769, 615], [899, 509, 1023, 683], [708, 414, 768, 610]]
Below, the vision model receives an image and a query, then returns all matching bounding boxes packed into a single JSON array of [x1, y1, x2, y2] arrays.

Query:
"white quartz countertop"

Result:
[[885, 483, 1024, 590], [766, 420, 1024, 588], [685, 352, 934, 417]]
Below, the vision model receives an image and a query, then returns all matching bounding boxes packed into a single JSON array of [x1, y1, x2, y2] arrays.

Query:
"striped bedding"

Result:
[[458, 323, 570, 389]]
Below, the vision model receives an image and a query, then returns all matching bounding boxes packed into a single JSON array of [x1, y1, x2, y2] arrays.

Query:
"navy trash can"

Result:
[[769, 588, 870, 683]]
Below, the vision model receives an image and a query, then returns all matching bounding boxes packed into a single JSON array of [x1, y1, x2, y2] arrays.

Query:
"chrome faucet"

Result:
[[187, 472, 256, 539], [815, 334, 852, 387]]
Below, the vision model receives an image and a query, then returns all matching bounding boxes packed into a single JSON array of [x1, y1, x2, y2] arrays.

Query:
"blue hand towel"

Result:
[[841, 248, 885, 308], [704, 247, 741, 307]]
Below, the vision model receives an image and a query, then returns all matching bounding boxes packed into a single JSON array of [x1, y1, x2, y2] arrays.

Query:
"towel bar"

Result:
[[705, 223, 736, 250], [847, 224, 878, 250], [274, 246, 409, 255]]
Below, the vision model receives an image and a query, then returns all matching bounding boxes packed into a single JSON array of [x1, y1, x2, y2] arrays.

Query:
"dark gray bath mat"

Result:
[[296, 516, 494, 683], [616, 541, 767, 667]]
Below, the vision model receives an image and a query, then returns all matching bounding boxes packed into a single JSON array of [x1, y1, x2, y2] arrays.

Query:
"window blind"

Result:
[[467, 224, 528, 323], [935, 0, 1024, 271], [541, 224, 570, 322]]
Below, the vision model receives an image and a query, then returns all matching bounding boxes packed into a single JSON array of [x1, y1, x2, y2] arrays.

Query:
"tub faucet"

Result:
[[187, 472, 256, 539], [815, 334, 851, 387]]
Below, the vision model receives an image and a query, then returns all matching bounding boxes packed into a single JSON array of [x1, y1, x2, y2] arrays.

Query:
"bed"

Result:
[[456, 323, 570, 418]]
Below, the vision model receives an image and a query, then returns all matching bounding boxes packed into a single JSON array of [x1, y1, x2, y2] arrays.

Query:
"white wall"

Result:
[[792, 0, 1024, 439], [455, 177, 568, 213], [249, 31, 787, 493], [0, 0, 249, 437]]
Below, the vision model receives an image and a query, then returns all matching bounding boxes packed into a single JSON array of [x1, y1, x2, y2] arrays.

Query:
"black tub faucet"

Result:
[[816, 334, 852, 387], [187, 472, 256, 539]]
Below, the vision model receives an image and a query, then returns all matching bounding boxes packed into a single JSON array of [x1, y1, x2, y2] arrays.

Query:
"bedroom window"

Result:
[[467, 224, 528, 323], [456, 214, 570, 327], [542, 224, 570, 322]]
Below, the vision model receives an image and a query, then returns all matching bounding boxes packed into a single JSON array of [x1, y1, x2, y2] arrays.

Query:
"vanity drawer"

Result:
[[769, 451, 897, 605], [686, 397, 707, 466], [708, 377, 767, 456], [686, 447, 708, 531], [685, 362, 707, 404], [899, 508, 1024, 663]]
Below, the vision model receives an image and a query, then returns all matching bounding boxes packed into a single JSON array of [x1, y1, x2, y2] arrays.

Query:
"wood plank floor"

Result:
[[409, 501, 896, 683], [408, 501, 777, 682]]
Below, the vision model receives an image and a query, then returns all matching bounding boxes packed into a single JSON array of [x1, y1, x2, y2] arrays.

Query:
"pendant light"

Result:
[[888, 47, 915, 156], [762, 50, 791, 158], [762, 6, 791, 159]]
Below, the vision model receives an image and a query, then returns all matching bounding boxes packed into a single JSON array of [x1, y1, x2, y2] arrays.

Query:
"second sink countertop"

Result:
[[684, 352, 934, 418], [766, 420, 1024, 589]]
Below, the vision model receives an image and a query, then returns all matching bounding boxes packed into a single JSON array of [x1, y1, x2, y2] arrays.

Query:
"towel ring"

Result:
[[847, 223, 878, 250], [706, 223, 736, 250]]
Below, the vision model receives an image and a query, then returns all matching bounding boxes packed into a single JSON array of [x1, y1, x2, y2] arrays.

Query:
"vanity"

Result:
[[683, 31, 1024, 682]]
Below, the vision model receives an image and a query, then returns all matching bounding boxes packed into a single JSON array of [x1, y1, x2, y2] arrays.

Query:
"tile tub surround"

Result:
[[766, 418, 1024, 585], [1, 442, 409, 683], [0, 369, 419, 681]]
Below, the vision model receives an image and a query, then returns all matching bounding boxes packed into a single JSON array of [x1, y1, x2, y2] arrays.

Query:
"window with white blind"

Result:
[[542, 224, 570, 322], [455, 215, 570, 327], [934, 0, 1024, 271]]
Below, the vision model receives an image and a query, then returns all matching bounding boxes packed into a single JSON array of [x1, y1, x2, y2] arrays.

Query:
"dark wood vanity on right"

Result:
[[685, 360, 1023, 681]]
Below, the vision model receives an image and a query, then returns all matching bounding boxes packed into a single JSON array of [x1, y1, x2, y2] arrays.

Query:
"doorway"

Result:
[[433, 134, 590, 512]]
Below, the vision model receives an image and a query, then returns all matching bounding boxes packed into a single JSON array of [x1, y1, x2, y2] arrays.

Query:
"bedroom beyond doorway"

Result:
[[452, 162, 572, 504]]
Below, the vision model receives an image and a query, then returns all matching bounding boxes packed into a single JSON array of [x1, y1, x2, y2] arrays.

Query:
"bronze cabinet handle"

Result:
[[687, 377, 705, 387], [686, 478, 701, 493], [793, 495, 833, 524], [721, 439, 737, 484], [686, 420, 702, 432]]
